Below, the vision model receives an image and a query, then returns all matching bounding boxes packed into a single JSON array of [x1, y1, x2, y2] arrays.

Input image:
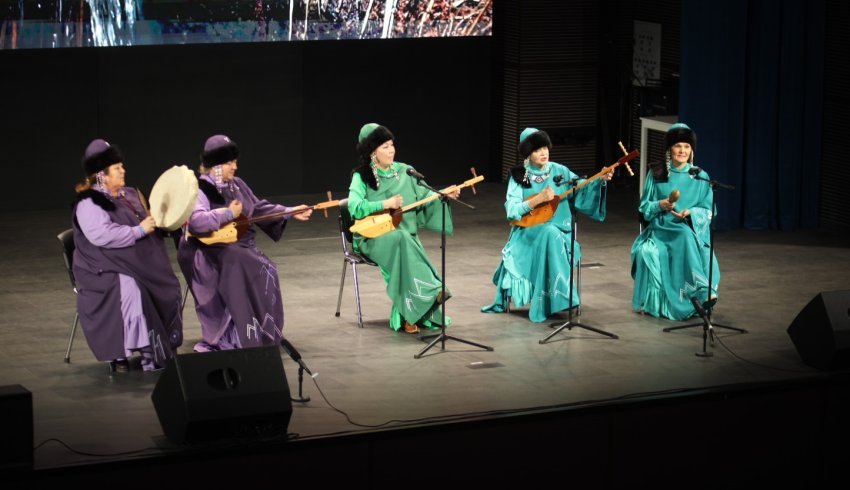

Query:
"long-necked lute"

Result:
[[510, 149, 638, 228], [350, 175, 484, 239], [193, 196, 339, 245]]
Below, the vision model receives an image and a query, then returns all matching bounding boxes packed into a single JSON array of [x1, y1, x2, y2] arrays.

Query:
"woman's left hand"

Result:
[[602, 168, 615, 181], [448, 188, 461, 200], [670, 208, 690, 220], [290, 205, 313, 221]]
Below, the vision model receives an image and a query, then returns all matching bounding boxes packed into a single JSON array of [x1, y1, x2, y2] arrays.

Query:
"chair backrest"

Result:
[[338, 198, 355, 245], [57, 228, 76, 288]]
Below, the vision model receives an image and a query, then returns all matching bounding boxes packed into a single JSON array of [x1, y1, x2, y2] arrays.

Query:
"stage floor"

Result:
[[1, 181, 849, 471]]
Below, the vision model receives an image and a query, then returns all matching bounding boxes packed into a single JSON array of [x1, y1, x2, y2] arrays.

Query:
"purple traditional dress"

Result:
[[178, 174, 295, 351], [72, 188, 184, 370]]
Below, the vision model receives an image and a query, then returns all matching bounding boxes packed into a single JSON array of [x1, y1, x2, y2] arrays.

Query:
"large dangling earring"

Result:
[[212, 165, 224, 188], [665, 150, 671, 173], [370, 160, 380, 188], [95, 171, 106, 191], [522, 159, 531, 186], [690, 150, 695, 164]]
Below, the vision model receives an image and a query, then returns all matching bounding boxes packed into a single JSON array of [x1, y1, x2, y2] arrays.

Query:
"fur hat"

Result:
[[201, 134, 239, 166], [665, 123, 697, 150], [82, 139, 124, 175], [356, 123, 394, 164], [517, 127, 552, 159]]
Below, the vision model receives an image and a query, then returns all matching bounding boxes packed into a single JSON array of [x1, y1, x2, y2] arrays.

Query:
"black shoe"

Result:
[[110, 359, 130, 373]]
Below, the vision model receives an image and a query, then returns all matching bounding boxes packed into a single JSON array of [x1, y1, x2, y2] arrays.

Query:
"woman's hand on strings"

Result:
[[290, 205, 313, 221], [228, 200, 243, 218], [383, 194, 403, 210], [530, 187, 555, 207]]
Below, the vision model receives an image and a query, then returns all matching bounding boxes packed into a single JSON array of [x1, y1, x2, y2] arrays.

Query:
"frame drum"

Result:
[[149, 165, 198, 231]]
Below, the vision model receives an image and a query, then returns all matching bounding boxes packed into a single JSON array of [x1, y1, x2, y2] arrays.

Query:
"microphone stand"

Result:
[[412, 178, 493, 358], [541, 178, 619, 343], [280, 339, 314, 403], [662, 172, 747, 356]]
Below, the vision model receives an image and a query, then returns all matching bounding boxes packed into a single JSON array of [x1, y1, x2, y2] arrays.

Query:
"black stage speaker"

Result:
[[787, 290, 850, 370], [151, 345, 292, 444], [0, 385, 33, 471]]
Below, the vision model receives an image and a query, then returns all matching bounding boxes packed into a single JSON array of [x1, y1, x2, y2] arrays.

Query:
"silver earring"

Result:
[[370, 162, 380, 188]]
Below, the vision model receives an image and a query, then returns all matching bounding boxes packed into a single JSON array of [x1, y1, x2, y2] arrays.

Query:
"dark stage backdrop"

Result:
[[0, 36, 492, 211]]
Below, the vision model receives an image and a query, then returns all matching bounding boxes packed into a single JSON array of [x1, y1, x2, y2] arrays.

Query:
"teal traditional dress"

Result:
[[347, 161, 452, 331], [631, 161, 719, 320], [481, 162, 607, 322]]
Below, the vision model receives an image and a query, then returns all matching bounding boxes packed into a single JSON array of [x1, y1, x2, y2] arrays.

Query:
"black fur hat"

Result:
[[82, 139, 124, 175], [201, 134, 239, 166], [665, 123, 697, 150], [517, 128, 552, 159], [356, 123, 394, 165]]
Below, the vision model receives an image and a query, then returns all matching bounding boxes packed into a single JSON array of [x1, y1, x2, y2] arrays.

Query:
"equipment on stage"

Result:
[[148, 165, 199, 231], [280, 337, 315, 403], [349, 174, 484, 239], [413, 169, 492, 358], [787, 290, 850, 370], [539, 184, 620, 343], [511, 143, 637, 228], [151, 345, 292, 444], [662, 167, 747, 354], [192, 192, 339, 245]]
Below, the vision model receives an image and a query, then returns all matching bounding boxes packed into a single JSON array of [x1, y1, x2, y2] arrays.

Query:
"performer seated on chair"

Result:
[[71, 139, 184, 371], [631, 123, 719, 320], [481, 128, 613, 323], [178, 134, 312, 352], [346, 123, 460, 334]]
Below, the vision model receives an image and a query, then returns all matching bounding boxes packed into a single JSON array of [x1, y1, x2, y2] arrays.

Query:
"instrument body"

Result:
[[350, 175, 484, 239], [511, 150, 638, 228]]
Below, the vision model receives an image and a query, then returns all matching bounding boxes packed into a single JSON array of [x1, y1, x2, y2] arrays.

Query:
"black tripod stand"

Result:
[[541, 181, 619, 344], [661, 170, 747, 356], [413, 178, 493, 359]]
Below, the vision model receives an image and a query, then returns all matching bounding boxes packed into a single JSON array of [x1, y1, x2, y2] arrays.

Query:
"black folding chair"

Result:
[[333, 199, 379, 328]]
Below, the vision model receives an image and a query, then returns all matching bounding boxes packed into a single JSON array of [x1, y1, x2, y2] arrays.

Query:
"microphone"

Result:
[[280, 337, 316, 377], [690, 296, 709, 322], [406, 167, 426, 180], [553, 175, 580, 186], [688, 166, 702, 177]]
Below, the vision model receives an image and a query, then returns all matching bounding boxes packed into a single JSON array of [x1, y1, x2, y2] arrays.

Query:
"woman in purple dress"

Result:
[[178, 135, 312, 352], [71, 139, 184, 372]]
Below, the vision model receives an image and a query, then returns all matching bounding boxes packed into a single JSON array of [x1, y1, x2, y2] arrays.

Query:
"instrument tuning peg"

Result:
[[324, 191, 332, 218], [617, 141, 635, 176], [469, 167, 479, 195]]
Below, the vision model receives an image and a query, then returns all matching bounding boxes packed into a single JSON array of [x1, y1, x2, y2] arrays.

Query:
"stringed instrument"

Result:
[[350, 174, 484, 239], [510, 143, 638, 228], [193, 193, 339, 245]]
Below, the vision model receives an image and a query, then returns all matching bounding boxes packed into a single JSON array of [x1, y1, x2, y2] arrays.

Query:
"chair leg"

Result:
[[64, 312, 79, 363], [181, 284, 190, 312], [335, 259, 348, 318], [351, 262, 364, 328]]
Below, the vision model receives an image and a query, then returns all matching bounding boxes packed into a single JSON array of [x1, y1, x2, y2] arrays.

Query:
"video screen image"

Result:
[[0, 0, 493, 49]]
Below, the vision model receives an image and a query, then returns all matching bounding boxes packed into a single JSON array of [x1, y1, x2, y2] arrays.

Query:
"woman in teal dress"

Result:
[[346, 123, 460, 334], [482, 128, 612, 323], [631, 123, 719, 320]]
